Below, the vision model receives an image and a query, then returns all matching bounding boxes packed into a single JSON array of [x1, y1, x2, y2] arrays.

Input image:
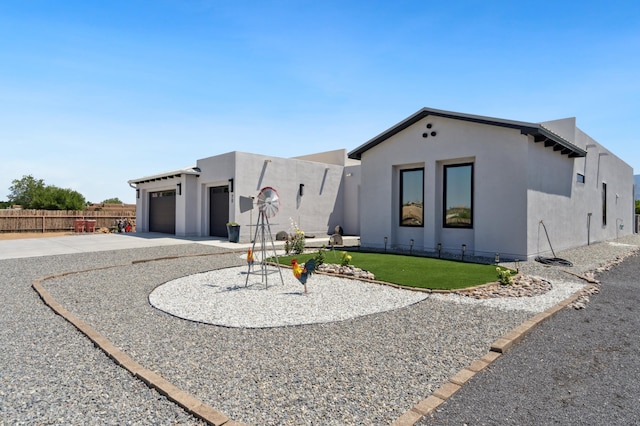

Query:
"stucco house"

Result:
[[348, 107, 635, 260], [128, 149, 360, 241]]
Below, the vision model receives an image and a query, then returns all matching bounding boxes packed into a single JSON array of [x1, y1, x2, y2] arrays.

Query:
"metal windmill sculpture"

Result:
[[243, 186, 285, 288]]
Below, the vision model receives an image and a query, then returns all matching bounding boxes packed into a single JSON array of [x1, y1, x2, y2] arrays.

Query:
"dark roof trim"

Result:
[[128, 167, 200, 186], [347, 107, 587, 160]]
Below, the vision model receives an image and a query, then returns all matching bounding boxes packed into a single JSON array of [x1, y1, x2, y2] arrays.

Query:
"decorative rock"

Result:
[[329, 234, 343, 246], [275, 231, 289, 241], [334, 225, 344, 235], [317, 263, 375, 280], [454, 275, 553, 299]]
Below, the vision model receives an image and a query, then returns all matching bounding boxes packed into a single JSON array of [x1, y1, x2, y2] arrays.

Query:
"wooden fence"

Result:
[[0, 209, 136, 233]]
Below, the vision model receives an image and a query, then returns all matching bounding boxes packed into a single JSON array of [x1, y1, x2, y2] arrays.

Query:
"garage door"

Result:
[[209, 186, 229, 237], [149, 190, 176, 234]]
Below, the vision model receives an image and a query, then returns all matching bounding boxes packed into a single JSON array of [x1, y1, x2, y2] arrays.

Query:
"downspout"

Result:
[[128, 181, 139, 200]]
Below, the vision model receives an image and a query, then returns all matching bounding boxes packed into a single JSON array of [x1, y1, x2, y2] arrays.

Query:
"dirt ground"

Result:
[[0, 232, 74, 241]]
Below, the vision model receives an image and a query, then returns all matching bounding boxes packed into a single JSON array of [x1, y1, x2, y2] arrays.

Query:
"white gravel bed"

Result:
[[431, 277, 585, 312], [149, 266, 429, 328]]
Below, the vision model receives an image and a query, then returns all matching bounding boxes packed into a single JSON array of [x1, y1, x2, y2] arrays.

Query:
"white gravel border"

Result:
[[430, 277, 585, 312]]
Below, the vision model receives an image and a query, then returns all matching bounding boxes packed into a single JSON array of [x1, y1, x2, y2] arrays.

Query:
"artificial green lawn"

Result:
[[276, 249, 506, 290]]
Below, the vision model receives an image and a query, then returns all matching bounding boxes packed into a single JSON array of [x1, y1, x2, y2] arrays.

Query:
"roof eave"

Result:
[[348, 107, 587, 160], [128, 167, 201, 186]]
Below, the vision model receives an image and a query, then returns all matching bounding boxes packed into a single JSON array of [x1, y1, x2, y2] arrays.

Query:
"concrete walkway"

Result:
[[0, 232, 358, 260]]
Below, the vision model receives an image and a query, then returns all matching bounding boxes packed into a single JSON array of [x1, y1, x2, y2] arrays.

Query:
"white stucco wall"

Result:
[[357, 112, 634, 259], [131, 149, 361, 241], [229, 152, 347, 242], [527, 120, 634, 257], [358, 115, 530, 258]]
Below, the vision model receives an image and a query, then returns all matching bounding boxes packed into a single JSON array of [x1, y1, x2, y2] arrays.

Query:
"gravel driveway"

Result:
[[2, 236, 639, 425], [422, 248, 640, 425]]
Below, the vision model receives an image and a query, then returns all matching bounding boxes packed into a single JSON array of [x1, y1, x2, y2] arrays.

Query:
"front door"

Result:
[[209, 186, 229, 237]]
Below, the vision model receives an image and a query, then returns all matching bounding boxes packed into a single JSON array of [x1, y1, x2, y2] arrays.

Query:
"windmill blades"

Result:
[[256, 186, 280, 218]]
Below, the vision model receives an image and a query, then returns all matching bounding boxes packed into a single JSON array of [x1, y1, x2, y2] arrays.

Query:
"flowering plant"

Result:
[[285, 218, 305, 255], [340, 251, 352, 266], [496, 267, 514, 285]]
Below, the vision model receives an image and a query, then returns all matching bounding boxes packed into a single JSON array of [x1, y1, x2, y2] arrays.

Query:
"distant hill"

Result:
[[636, 175, 640, 199]]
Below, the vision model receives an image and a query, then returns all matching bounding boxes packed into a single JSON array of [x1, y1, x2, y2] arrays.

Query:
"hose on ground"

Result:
[[536, 220, 573, 267]]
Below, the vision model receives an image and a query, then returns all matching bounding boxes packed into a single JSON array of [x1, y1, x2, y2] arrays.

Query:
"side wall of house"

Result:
[[359, 115, 529, 258], [527, 121, 634, 257]]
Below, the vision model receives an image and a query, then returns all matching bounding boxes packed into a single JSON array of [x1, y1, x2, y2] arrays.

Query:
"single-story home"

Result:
[[348, 107, 635, 260], [128, 149, 361, 242], [129, 107, 634, 261]]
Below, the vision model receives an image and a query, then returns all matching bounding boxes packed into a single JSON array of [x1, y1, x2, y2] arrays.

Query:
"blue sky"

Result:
[[1, 0, 638, 204]]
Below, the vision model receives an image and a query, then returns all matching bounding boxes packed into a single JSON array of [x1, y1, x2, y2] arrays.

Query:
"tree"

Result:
[[34, 186, 86, 210], [8, 175, 45, 207], [102, 197, 123, 204], [7, 175, 86, 210], [636, 199, 640, 215]]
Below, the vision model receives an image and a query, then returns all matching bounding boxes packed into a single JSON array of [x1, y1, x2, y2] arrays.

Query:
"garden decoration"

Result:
[[247, 248, 255, 271], [244, 186, 285, 288], [291, 258, 318, 294]]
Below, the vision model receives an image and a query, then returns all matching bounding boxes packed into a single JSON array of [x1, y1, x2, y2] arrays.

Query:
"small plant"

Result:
[[496, 267, 514, 285], [313, 245, 327, 267], [340, 251, 352, 266], [226, 221, 238, 226], [288, 218, 305, 254]]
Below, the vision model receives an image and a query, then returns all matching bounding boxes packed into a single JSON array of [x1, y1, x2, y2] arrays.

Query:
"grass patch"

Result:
[[275, 249, 505, 290]]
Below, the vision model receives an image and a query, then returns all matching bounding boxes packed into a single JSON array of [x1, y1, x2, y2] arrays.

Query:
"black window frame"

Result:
[[576, 173, 585, 184], [443, 163, 474, 229], [399, 167, 424, 227]]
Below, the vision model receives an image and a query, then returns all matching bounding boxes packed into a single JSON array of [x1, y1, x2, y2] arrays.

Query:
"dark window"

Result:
[[444, 163, 473, 228], [577, 173, 585, 184], [602, 182, 607, 226], [400, 168, 424, 227]]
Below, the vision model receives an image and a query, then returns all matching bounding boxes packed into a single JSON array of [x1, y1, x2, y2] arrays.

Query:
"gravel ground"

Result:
[[421, 240, 640, 425], [2, 235, 639, 425]]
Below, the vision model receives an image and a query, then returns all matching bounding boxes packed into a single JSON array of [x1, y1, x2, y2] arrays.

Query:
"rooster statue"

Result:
[[247, 248, 255, 267], [290, 258, 317, 293]]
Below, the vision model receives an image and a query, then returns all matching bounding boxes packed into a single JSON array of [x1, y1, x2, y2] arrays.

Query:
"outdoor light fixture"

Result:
[[176, 183, 182, 196], [136, 189, 140, 199], [495, 253, 500, 264], [384, 236, 388, 252], [299, 183, 304, 196], [515, 259, 520, 273], [437, 243, 442, 258], [461, 244, 466, 261], [228, 178, 234, 193], [410, 239, 414, 255]]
